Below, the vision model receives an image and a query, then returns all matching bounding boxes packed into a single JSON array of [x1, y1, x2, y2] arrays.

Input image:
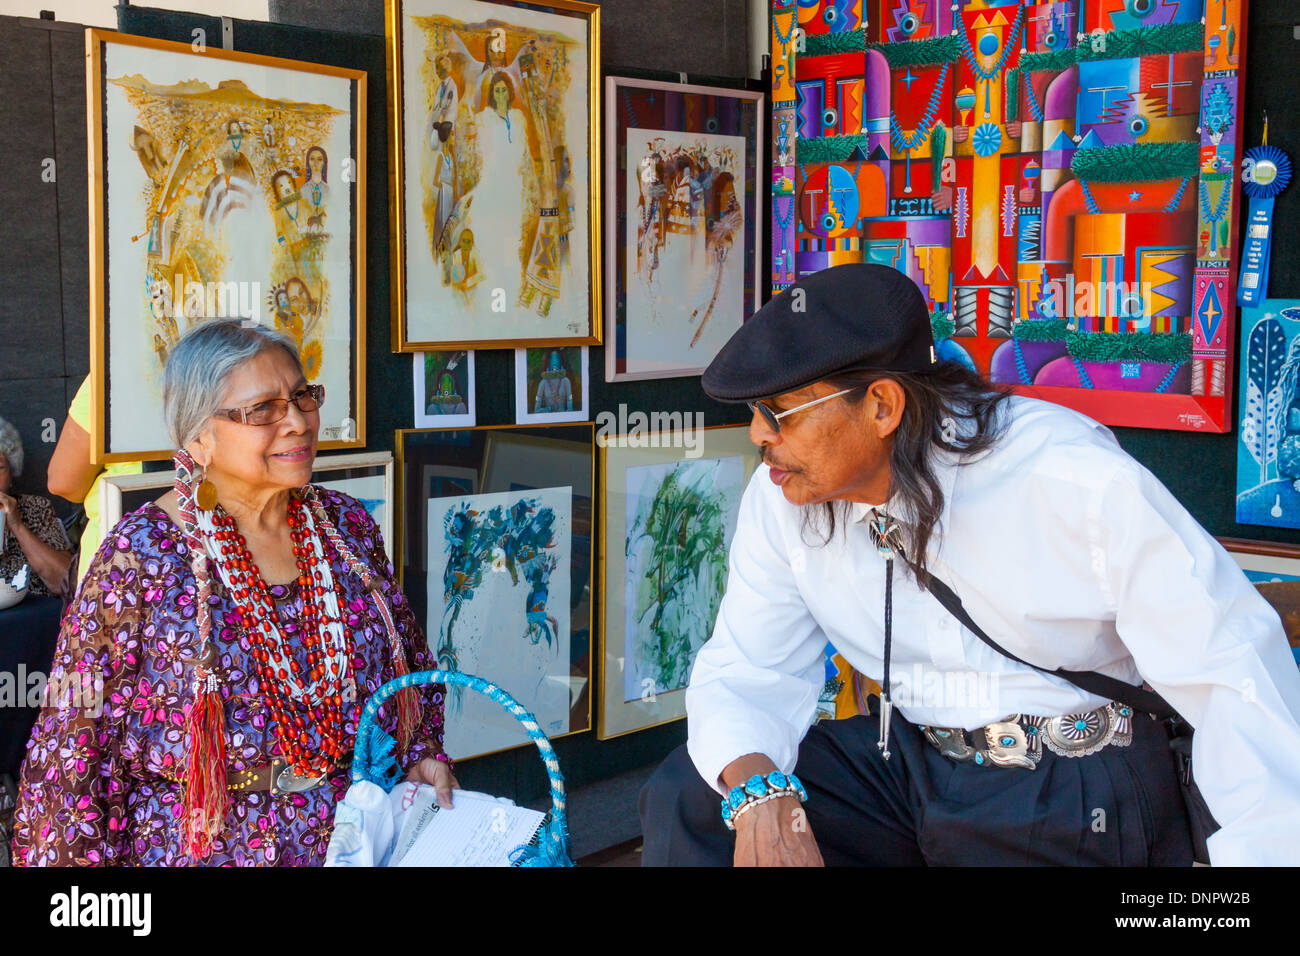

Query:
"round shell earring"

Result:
[[195, 470, 219, 511]]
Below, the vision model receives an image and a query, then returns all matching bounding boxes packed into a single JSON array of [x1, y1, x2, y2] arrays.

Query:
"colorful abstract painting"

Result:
[[623, 455, 745, 701], [771, 0, 1247, 431], [1236, 300, 1300, 529], [427, 486, 572, 758], [392, 0, 598, 349], [90, 32, 365, 459], [606, 77, 763, 381]]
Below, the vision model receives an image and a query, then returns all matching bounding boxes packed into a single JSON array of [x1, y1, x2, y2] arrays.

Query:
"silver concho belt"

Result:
[[918, 701, 1135, 769]]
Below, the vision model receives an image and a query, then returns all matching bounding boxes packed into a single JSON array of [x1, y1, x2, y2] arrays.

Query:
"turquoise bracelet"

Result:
[[720, 770, 807, 831]]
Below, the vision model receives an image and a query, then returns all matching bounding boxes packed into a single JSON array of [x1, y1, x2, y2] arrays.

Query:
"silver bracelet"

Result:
[[729, 788, 798, 828]]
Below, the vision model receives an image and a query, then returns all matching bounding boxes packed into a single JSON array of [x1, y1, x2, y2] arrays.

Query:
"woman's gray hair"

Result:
[[0, 415, 23, 477], [163, 320, 304, 448]]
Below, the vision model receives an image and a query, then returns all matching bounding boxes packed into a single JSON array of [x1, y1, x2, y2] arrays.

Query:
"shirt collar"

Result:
[[848, 446, 963, 537]]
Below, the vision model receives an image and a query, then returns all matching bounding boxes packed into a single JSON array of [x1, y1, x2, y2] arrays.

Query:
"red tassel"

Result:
[[184, 670, 229, 859], [390, 645, 421, 753]]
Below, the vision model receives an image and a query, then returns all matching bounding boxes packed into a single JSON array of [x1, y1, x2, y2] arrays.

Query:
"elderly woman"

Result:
[[12, 321, 454, 866], [0, 416, 73, 597]]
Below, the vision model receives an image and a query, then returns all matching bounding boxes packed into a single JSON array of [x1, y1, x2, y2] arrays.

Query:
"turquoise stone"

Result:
[[720, 800, 733, 821], [744, 774, 768, 798], [975, 752, 985, 765], [1075, 719, 1088, 731], [728, 786, 746, 810], [767, 771, 788, 791], [789, 773, 807, 800]]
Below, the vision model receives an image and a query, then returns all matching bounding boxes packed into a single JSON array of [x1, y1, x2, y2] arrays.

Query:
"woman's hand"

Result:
[[405, 756, 460, 809], [0, 490, 24, 531]]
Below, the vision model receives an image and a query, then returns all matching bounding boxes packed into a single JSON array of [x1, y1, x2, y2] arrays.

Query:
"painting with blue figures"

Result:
[[1237, 300, 1300, 529]]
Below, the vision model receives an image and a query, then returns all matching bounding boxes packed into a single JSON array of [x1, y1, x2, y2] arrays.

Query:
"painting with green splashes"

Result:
[[623, 455, 745, 702]]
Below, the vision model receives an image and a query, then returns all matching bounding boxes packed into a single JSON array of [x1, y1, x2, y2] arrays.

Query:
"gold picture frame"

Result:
[[395, 423, 594, 759], [386, 0, 602, 351], [87, 29, 367, 464], [597, 425, 761, 739]]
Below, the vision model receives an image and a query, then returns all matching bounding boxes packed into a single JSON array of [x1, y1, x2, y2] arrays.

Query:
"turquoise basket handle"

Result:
[[352, 669, 572, 867]]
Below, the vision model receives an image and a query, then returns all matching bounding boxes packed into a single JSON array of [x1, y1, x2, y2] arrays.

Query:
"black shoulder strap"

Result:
[[924, 573, 1176, 720]]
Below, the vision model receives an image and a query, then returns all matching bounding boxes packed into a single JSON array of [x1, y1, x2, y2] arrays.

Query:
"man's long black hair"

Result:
[[800, 360, 1012, 584]]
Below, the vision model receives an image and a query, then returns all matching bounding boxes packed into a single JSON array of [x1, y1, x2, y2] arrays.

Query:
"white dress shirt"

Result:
[[685, 395, 1300, 865]]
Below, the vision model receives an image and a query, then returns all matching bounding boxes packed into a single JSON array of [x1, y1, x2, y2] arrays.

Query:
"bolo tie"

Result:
[[866, 508, 907, 760]]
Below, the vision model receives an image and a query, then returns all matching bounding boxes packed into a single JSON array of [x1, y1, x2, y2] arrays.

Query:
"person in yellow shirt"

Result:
[[46, 377, 143, 585]]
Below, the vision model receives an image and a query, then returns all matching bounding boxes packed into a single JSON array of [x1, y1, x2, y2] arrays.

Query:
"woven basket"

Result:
[[351, 669, 573, 867]]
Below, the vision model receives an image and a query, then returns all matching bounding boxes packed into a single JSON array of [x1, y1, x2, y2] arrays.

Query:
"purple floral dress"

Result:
[[10, 487, 446, 866]]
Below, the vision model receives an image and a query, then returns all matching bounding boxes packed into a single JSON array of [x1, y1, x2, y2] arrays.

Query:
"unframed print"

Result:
[[427, 486, 572, 758], [414, 351, 477, 427], [514, 347, 588, 423], [622, 129, 746, 377], [395, 0, 596, 346], [622, 455, 744, 701], [95, 33, 362, 456]]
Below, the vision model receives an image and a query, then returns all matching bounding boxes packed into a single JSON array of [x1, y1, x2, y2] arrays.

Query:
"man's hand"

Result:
[[733, 794, 824, 867], [722, 753, 824, 867]]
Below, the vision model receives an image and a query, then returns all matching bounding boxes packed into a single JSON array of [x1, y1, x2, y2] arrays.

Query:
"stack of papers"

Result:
[[388, 787, 546, 867]]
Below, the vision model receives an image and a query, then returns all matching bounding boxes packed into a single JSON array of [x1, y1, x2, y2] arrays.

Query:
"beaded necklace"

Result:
[[198, 493, 356, 777]]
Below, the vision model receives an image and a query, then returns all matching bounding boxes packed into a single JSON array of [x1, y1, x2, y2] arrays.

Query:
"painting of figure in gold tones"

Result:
[[110, 71, 345, 377], [412, 11, 579, 318]]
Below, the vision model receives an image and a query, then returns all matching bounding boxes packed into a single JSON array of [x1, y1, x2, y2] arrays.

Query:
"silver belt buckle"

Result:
[[271, 758, 325, 796]]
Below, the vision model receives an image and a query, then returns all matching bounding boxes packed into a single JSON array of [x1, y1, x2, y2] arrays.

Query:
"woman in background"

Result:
[[0, 415, 72, 596]]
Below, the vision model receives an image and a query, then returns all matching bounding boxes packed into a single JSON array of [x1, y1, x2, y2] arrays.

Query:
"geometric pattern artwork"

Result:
[[771, 0, 1248, 431]]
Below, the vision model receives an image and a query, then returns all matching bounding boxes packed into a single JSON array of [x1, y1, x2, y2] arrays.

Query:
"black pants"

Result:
[[640, 707, 1194, 865]]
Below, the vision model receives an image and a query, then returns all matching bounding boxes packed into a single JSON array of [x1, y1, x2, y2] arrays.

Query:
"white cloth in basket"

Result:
[[324, 780, 517, 867]]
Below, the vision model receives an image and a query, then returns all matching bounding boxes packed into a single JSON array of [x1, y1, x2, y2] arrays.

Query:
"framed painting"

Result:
[[1236, 300, 1300, 529], [413, 351, 478, 428], [387, 0, 602, 350], [99, 452, 394, 558], [772, 0, 1248, 431], [87, 30, 367, 463], [597, 425, 761, 738], [395, 424, 593, 759], [513, 346, 589, 424], [1219, 537, 1300, 668], [604, 76, 764, 381]]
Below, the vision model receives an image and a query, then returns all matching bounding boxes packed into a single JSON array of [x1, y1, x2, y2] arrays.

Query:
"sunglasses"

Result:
[[215, 384, 325, 426], [746, 387, 859, 434]]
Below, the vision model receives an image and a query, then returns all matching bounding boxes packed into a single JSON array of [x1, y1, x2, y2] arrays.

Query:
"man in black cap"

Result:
[[638, 263, 1300, 866]]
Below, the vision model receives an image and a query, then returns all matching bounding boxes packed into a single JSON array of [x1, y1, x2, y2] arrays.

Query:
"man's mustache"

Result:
[[761, 448, 797, 472]]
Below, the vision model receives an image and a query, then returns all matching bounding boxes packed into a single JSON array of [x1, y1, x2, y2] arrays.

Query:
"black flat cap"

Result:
[[702, 263, 937, 402]]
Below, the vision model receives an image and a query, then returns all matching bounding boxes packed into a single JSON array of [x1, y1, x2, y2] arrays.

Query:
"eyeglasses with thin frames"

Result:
[[214, 383, 325, 426], [747, 387, 859, 434]]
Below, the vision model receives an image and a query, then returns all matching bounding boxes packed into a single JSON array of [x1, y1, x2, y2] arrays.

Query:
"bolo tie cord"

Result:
[[869, 508, 901, 760], [879, 554, 894, 760]]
